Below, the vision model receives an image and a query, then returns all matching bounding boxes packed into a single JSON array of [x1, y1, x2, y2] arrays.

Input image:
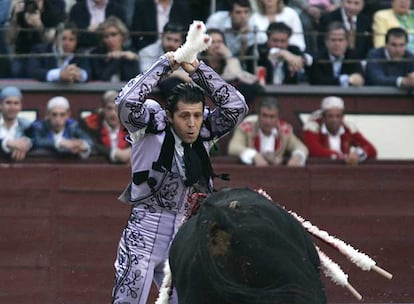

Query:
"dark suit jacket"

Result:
[[27, 43, 91, 81], [365, 47, 414, 86], [89, 46, 139, 81], [69, 0, 126, 49], [27, 118, 93, 155], [317, 8, 372, 59], [130, 0, 190, 51], [309, 49, 364, 85], [14, 0, 66, 54], [245, 43, 307, 84]]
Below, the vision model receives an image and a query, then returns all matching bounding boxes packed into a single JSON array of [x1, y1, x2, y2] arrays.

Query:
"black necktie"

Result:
[[182, 142, 203, 187]]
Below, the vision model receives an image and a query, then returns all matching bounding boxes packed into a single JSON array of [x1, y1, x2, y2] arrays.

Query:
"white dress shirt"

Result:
[[0, 116, 18, 153]]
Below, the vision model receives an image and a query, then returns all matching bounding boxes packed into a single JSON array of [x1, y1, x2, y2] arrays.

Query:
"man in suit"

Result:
[[206, 0, 267, 59], [0, 86, 32, 161], [310, 21, 364, 86], [28, 22, 90, 82], [68, 0, 126, 50], [139, 22, 191, 98], [365, 27, 414, 87], [373, 0, 414, 53], [318, 0, 372, 59], [246, 22, 311, 84], [139, 22, 186, 72], [130, 0, 191, 51], [228, 97, 308, 167]]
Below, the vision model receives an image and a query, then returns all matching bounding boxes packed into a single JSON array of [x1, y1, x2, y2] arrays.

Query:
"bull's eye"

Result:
[[228, 200, 240, 209]]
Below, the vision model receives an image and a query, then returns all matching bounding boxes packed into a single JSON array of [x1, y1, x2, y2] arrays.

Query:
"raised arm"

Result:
[[190, 61, 249, 139], [115, 55, 171, 134]]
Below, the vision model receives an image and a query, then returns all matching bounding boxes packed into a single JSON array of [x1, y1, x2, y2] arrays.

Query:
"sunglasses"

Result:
[[104, 32, 120, 38]]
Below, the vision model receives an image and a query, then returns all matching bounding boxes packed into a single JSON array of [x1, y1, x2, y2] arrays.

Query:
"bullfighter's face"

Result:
[[167, 100, 204, 144]]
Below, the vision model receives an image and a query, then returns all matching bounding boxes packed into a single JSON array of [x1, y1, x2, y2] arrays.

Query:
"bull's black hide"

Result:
[[169, 188, 327, 304]]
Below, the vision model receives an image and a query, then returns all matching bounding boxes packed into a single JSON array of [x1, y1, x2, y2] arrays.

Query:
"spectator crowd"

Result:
[[0, 86, 131, 163], [0, 0, 413, 88], [2, 0, 410, 164]]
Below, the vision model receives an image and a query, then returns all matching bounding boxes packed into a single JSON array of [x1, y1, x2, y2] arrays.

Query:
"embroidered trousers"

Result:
[[112, 204, 183, 304]]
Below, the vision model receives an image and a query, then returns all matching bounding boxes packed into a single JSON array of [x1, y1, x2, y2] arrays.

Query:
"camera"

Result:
[[24, 0, 39, 14]]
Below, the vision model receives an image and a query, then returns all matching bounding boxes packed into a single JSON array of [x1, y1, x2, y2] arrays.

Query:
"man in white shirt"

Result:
[[139, 22, 186, 72], [0, 86, 32, 161], [302, 96, 377, 164], [206, 0, 267, 58]]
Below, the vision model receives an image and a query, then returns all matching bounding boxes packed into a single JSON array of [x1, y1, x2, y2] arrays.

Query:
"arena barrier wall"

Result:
[[0, 162, 413, 303]]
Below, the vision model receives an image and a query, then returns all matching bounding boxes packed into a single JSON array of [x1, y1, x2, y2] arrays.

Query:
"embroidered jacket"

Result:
[[228, 114, 308, 165], [115, 55, 248, 212]]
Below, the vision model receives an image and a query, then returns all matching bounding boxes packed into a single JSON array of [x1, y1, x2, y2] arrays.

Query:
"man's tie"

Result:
[[182, 142, 203, 186], [348, 17, 356, 49]]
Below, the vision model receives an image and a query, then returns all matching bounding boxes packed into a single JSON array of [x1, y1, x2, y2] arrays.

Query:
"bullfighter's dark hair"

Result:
[[166, 82, 206, 115]]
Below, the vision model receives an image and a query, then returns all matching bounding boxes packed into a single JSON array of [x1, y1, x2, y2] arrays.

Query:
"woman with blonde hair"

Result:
[[89, 16, 139, 81], [251, 0, 306, 51]]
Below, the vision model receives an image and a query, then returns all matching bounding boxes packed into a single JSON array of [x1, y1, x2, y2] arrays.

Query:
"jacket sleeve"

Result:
[[227, 123, 250, 157], [285, 132, 309, 158], [71, 122, 94, 148], [372, 10, 388, 48], [27, 46, 49, 81], [115, 55, 171, 134], [28, 121, 57, 150], [190, 61, 249, 140], [365, 49, 398, 86], [310, 60, 340, 85], [350, 131, 377, 159]]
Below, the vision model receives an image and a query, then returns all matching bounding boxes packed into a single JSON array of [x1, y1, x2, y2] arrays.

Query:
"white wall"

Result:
[[299, 113, 414, 160]]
